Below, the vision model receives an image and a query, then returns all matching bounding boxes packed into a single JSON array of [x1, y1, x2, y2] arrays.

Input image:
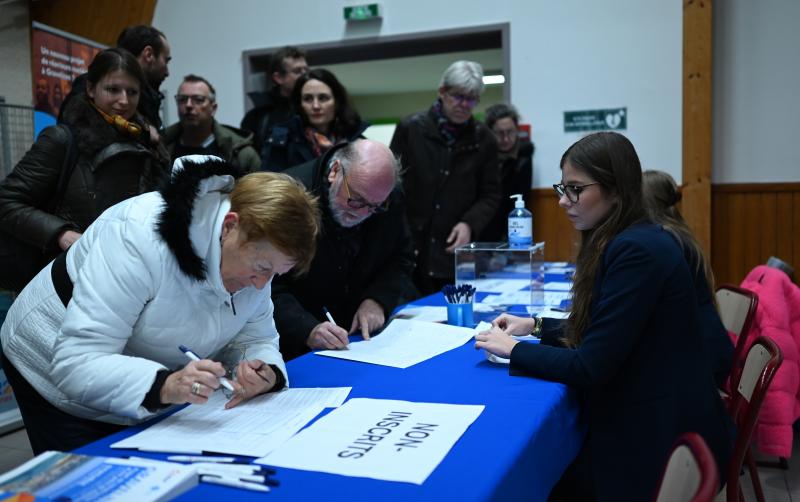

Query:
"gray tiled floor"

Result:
[[1, 424, 799, 498], [0, 427, 33, 473]]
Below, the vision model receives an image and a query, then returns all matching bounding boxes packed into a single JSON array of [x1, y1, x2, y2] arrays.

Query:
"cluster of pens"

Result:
[[169, 456, 279, 493], [442, 284, 476, 304]]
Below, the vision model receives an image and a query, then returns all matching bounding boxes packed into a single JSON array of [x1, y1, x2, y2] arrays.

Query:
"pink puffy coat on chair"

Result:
[[738, 265, 800, 457]]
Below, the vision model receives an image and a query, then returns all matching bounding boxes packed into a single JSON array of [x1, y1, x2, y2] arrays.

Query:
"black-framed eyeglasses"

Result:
[[553, 183, 600, 203], [340, 166, 390, 214]]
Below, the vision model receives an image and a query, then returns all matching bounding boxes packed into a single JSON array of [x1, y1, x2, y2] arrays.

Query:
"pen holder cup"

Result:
[[446, 301, 474, 328]]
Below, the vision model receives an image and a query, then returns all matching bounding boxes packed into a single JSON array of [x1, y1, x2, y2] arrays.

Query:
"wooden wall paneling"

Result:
[[711, 184, 800, 287], [794, 192, 800, 271], [31, 0, 157, 47], [529, 188, 577, 263], [774, 193, 793, 264], [710, 190, 727, 284], [760, 192, 778, 271], [682, 0, 713, 258], [742, 193, 762, 275]]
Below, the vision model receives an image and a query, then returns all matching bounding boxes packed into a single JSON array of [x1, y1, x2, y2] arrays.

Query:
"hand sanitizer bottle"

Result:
[[508, 194, 532, 248]]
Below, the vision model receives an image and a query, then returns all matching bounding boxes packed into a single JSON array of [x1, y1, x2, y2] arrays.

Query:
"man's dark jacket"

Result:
[[59, 73, 164, 131], [272, 143, 417, 361], [390, 107, 500, 282], [240, 87, 293, 153]]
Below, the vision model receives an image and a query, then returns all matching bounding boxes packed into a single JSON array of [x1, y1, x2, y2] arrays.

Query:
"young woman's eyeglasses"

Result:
[[340, 167, 389, 214], [552, 183, 600, 203]]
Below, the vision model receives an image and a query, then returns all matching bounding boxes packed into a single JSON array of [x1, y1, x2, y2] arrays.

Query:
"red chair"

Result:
[[715, 284, 758, 392], [723, 336, 783, 502], [653, 432, 719, 502]]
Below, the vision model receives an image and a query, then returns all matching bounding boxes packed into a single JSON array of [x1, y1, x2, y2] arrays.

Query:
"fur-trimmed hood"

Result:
[[156, 155, 239, 281]]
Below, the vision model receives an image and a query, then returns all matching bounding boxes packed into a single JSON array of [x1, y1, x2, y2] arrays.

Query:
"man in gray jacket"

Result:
[[165, 74, 261, 176]]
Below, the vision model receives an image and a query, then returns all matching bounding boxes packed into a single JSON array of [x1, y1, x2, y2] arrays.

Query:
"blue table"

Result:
[[76, 294, 583, 501]]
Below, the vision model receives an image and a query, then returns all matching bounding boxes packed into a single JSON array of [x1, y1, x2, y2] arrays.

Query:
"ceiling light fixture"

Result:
[[482, 74, 505, 85]]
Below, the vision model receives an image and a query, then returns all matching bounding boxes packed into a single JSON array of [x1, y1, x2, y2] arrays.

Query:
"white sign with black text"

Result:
[[257, 398, 484, 484]]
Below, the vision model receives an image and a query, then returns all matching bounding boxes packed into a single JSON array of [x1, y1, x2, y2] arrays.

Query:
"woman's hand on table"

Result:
[[160, 359, 225, 405], [474, 327, 519, 359], [224, 359, 276, 409], [491, 313, 537, 336]]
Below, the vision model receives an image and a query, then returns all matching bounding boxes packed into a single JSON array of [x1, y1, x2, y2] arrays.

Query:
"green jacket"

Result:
[[164, 120, 261, 175]]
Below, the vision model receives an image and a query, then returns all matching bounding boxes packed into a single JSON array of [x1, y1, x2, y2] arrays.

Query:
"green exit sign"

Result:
[[344, 3, 382, 21]]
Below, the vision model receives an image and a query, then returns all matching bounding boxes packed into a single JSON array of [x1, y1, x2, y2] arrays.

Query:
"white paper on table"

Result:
[[111, 387, 352, 457], [258, 398, 484, 485], [470, 278, 530, 294], [480, 291, 531, 306], [393, 303, 494, 323], [543, 282, 572, 291], [540, 291, 572, 306], [526, 306, 571, 319], [315, 319, 491, 369]]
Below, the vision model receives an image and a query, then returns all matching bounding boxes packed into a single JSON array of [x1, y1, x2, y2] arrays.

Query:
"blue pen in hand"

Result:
[[179, 345, 236, 393]]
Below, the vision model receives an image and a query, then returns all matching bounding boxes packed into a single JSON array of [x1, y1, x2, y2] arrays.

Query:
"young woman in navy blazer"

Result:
[[475, 132, 734, 501]]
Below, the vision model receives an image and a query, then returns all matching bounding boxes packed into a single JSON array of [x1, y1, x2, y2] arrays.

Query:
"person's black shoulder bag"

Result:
[[0, 125, 78, 293]]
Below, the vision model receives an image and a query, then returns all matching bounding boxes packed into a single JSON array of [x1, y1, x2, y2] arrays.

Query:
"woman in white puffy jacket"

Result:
[[0, 156, 320, 454]]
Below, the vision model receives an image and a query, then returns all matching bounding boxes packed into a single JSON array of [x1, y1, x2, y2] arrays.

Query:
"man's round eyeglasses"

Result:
[[340, 166, 389, 214], [552, 183, 600, 203]]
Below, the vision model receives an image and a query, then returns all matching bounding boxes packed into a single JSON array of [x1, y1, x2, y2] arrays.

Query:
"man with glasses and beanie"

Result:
[[272, 139, 416, 360], [164, 74, 260, 176], [390, 60, 500, 295]]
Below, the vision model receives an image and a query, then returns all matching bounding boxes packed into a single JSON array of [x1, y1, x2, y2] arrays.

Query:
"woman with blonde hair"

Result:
[[1, 157, 320, 454]]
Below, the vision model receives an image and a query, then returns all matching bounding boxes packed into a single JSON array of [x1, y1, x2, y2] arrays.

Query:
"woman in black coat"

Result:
[[261, 68, 368, 172], [0, 48, 169, 276], [475, 132, 734, 501]]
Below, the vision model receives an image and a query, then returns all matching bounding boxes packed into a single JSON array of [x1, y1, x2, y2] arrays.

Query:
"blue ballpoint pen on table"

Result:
[[179, 345, 236, 392], [322, 306, 349, 350]]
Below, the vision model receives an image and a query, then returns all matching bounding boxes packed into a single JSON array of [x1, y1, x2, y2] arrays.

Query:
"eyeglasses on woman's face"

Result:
[[340, 166, 389, 214], [552, 182, 600, 203]]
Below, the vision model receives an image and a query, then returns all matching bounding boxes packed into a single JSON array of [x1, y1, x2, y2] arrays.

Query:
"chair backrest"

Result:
[[725, 336, 782, 501], [654, 432, 719, 502], [716, 284, 759, 391], [715, 284, 758, 338]]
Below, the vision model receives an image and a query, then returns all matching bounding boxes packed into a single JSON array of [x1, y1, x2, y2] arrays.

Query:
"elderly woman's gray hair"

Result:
[[439, 60, 485, 96]]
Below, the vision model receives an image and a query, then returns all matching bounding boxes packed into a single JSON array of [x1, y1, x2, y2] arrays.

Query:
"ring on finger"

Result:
[[191, 381, 202, 395]]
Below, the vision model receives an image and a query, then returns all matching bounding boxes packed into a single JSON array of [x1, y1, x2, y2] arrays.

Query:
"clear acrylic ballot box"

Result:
[[454, 242, 546, 314]]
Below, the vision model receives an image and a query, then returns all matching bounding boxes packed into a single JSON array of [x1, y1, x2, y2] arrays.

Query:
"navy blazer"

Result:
[[511, 223, 734, 501]]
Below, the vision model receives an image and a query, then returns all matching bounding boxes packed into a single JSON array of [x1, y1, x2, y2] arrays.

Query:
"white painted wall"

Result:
[[154, 0, 682, 187], [713, 0, 800, 183], [0, 0, 32, 106]]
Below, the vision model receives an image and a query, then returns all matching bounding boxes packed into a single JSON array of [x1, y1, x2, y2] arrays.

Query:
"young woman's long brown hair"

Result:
[[562, 132, 647, 347], [642, 170, 716, 301]]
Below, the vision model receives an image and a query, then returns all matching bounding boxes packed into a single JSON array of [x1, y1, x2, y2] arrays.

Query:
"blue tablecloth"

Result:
[[76, 294, 584, 501]]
